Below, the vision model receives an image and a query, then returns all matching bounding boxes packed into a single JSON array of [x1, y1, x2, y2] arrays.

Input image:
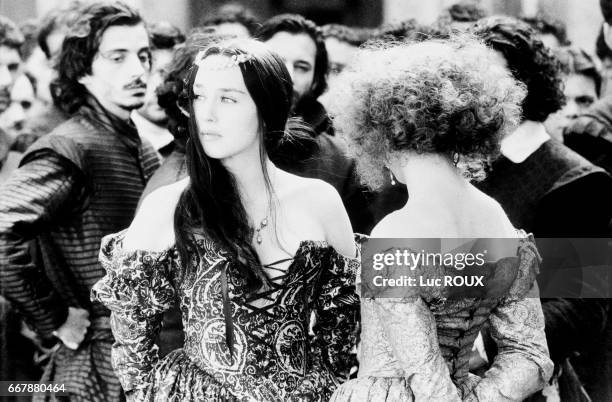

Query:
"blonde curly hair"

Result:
[[327, 35, 526, 190]]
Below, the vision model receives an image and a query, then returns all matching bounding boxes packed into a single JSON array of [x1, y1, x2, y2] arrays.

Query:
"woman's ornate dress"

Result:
[[331, 234, 554, 401], [91, 231, 359, 401]]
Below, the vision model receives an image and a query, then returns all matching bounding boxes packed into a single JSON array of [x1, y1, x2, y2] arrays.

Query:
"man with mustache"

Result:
[[0, 3, 159, 401]]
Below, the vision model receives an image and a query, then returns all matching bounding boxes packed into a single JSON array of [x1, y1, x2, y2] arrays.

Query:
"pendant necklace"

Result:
[[255, 216, 268, 244]]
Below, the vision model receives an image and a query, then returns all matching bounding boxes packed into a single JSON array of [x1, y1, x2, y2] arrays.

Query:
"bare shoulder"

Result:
[[278, 173, 342, 216], [277, 172, 356, 257], [470, 187, 518, 238], [371, 210, 429, 239], [304, 178, 342, 210], [123, 178, 190, 251]]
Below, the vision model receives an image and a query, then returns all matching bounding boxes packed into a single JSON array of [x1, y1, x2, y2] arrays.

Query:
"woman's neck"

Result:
[[397, 153, 469, 209], [223, 148, 275, 213]]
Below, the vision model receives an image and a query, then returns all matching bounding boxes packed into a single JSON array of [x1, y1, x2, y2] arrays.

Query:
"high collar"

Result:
[[77, 95, 141, 150], [500, 120, 550, 163]]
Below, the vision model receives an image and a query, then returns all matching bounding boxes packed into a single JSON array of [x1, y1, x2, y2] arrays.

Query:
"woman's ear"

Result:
[[177, 100, 190, 118]]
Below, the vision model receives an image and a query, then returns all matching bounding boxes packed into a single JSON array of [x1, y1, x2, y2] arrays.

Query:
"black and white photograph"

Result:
[[0, 0, 611, 400]]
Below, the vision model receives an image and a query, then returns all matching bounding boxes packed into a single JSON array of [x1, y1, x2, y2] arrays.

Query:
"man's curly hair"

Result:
[[327, 36, 525, 190], [471, 16, 565, 122]]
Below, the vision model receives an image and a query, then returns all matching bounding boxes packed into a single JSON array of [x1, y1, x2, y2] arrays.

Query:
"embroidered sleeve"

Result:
[[369, 297, 461, 401], [91, 231, 177, 393], [465, 241, 554, 401], [311, 246, 360, 383]]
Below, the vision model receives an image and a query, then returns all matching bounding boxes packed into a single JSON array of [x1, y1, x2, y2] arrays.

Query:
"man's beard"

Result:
[[118, 78, 147, 112], [118, 99, 145, 112], [290, 89, 313, 115], [291, 90, 301, 112], [290, 90, 319, 117]]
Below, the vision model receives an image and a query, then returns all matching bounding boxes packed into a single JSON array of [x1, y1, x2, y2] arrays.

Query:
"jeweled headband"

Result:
[[193, 48, 254, 70]]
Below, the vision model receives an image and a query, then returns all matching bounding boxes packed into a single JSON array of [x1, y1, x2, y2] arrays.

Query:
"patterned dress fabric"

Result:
[[331, 233, 554, 401], [92, 230, 360, 401]]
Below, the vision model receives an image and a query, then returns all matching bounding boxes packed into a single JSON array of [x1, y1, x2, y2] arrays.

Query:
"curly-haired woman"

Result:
[[327, 36, 553, 401]]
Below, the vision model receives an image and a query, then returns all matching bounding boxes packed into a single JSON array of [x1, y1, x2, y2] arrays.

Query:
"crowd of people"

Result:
[[0, 0, 611, 401]]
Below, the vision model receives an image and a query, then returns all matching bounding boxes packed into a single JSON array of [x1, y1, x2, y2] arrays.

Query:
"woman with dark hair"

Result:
[[137, 31, 229, 202], [91, 39, 359, 401], [327, 37, 553, 401]]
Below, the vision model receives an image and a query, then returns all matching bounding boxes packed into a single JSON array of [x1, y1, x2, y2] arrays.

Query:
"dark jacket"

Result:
[[10, 105, 70, 153], [564, 95, 612, 175], [0, 97, 159, 401], [477, 139, 612, 402]]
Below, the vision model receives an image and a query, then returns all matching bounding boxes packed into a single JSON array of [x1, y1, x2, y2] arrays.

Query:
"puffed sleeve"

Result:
[[465, 238, 554, 401], [90, 230, 178, 395], [370, 297, 462, 401], [311, 241, 361, 383]]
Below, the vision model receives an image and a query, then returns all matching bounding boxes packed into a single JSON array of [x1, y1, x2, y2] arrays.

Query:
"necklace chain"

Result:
[[255, 217, 268, 244]]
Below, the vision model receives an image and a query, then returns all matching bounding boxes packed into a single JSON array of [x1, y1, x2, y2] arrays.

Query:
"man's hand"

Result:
[[53, 307, 90, 350]]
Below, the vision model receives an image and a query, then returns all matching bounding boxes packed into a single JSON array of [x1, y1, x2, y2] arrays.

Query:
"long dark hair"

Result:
[[174, 39, 312, 291], [51, 2, 143, 114]]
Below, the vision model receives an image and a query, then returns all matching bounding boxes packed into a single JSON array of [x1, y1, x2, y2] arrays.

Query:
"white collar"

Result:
[[500, 120, 550, 163], [131, 111, 174, 152]]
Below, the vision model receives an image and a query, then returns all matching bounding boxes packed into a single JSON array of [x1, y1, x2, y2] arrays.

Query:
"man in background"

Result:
[[257, 14, 375, 233], [0, 3, 159, 400], [132, 21, 184, 159]]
